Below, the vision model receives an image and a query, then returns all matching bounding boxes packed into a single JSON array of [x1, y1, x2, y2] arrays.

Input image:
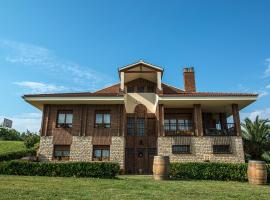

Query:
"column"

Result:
[[232, 104, 241, 136], [193, 104, 203, 136]]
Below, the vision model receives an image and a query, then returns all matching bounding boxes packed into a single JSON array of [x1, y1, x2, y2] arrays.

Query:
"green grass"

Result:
[[0, 175, 269, 200], [0, 141, 25, 154]]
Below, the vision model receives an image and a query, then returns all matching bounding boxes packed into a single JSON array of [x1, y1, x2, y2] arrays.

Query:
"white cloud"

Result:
[[264, 58, 270, 77], [266, 84, 270, 89], [241, 108, 270, 121], [258, 91, 268, 98], [0, 112, 42, 132], [0, 39, 111, 91], [13, 81, 66, 93]]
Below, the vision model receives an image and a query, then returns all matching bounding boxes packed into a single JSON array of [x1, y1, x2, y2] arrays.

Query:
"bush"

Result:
[[0, 148, 36, 162], [0, 161, 120, 179], [23, 132, 40, 148], [169, 162, 270, 182]]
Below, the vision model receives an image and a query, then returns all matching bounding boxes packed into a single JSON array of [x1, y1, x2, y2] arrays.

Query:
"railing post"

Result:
[[232, 104, 241, 136], [193, 104, 203, 136]]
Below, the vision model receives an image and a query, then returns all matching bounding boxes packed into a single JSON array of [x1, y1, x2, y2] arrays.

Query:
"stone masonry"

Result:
[[70, 136, 93, 161], [157, 136, 245, 163], [110, 136, 125, 170], [38, 136, 53, 161]]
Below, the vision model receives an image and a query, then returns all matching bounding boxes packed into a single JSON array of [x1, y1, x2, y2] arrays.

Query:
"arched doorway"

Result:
[[125, 104, 157, 174]]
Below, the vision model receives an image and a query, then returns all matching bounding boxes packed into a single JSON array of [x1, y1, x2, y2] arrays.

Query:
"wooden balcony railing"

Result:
[[164, 123, 194, 136], [204, 123, 236, 136]]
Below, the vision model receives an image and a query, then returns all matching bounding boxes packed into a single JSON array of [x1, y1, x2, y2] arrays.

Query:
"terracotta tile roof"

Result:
[[160, 92, 258, 97], [23, 82, 257, 98]]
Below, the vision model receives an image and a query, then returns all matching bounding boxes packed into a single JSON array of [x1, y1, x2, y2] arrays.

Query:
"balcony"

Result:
[[204, 123, 236, 136], [164, 123, 194, 136]]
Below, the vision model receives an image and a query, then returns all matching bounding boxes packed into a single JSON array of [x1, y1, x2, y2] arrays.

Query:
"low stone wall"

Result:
[[70, 136, 92, 161], [38, 136, 53, 161], [110, 136, 125, 170], [157, 136, 245, 163], [38, 136, 125, 169]]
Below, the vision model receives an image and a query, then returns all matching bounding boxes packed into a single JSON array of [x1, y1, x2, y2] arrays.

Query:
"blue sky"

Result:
[[0, 0, 270, 132]]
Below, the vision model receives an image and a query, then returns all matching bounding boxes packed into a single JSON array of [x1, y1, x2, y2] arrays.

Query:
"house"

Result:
[[23, 60, 257, 174]]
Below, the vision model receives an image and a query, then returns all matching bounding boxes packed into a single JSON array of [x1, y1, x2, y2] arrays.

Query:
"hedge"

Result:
[[0, 161, 120, 178], [169, 162, 270, 182], [0, 148, 36, 162]]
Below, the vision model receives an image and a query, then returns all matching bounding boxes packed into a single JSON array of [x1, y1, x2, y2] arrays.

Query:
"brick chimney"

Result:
[[183, 67, 196, 92]]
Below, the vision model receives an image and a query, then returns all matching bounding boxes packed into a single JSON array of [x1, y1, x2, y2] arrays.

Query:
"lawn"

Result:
[[0, 141, 25, 154], [0, 175, 269, 200]]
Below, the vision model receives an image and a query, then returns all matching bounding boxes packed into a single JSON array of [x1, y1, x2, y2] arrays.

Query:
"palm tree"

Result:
[[241, 116, 270, 161]]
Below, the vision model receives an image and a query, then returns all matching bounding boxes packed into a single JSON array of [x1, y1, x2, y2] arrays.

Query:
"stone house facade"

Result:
[[23, 60, 257, 174]]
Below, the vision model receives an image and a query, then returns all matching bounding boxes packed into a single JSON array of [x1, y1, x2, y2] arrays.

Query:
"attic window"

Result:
[[127, 86, 134, 93], [147, 86, 155, 93], [137, 86, 145, 93]]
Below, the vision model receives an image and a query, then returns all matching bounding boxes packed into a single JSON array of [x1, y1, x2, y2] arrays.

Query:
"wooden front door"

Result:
[[125, 116, 157, 174]]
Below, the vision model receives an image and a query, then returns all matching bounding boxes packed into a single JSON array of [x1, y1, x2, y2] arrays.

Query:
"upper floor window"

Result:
[[57, 110, 73, 128], [95, 111, 111, 128], [127, 86, 135, 93], [164, 118, 192, 132]]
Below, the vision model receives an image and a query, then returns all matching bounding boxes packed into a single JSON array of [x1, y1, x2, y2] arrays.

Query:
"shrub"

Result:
[[23, 133, 40, 148], [0, 148, 36, 162], [0, 127, 22, 141], [0, 161, 120, 179], [169, 162, 270, 182]]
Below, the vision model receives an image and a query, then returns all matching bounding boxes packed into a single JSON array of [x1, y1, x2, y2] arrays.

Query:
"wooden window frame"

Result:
[[213, 145, 231, 154], [92, 145, 110, 161], [53, 145, 70, 160], [94, 111, 111, 128], [56, 110, 73, 128], [172, 145, 191, 154]]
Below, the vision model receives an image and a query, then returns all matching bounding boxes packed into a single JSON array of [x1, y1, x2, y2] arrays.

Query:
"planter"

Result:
[[153, 156, 169, 180], [248, 160, 267, 185]]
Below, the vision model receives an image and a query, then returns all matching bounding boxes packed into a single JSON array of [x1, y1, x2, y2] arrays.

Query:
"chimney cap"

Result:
[[183, 67, 194, 72]]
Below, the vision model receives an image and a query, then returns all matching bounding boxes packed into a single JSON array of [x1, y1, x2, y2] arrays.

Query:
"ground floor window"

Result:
[[53, 145, 70, 160], [213, 145, 231, 154], [172, 145, 191, 154], [92, 145, 110, 161]]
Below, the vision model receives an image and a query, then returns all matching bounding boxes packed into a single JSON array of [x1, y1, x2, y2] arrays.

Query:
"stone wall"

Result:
[[110, 136, 125, 170], [157, 136, 245, 163], [70, 136, 92, 161], [38, 136, 53, 161]]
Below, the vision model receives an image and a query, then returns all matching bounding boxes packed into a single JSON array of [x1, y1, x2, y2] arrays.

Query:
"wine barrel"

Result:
[[248, 160, 267, 185], [153, 156, 170, 180]]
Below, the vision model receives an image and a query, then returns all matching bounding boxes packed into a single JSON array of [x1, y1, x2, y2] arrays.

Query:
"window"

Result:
[[178, 119, 192, 131], [172, 145, 191, 154], [136, 118, 145, 136], [147, 86, 155, 93], [57, 111, 73, 128], [164, 117, 192, 132], [93, 145, 110, 161], [127, 117, 135, 136], [137, 86, 145, 93], [213, 145, 231, 154], [127, 86, 135, 93], [95, 112, 111, 128], [53, 145, 70, 160]]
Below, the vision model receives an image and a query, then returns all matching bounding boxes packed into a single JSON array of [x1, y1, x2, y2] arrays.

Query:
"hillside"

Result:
[[0, 141, 26, 154]]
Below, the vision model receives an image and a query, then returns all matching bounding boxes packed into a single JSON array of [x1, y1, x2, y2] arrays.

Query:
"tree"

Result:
[[241, 116, 270, 162], [23, 130, 40, 149]]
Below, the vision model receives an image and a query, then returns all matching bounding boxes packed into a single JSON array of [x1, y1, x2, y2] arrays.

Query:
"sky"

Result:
[[0, 0, 270, 132]]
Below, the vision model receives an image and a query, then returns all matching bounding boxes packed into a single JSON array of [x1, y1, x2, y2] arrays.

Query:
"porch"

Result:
[[160, 104, 241, 137]]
